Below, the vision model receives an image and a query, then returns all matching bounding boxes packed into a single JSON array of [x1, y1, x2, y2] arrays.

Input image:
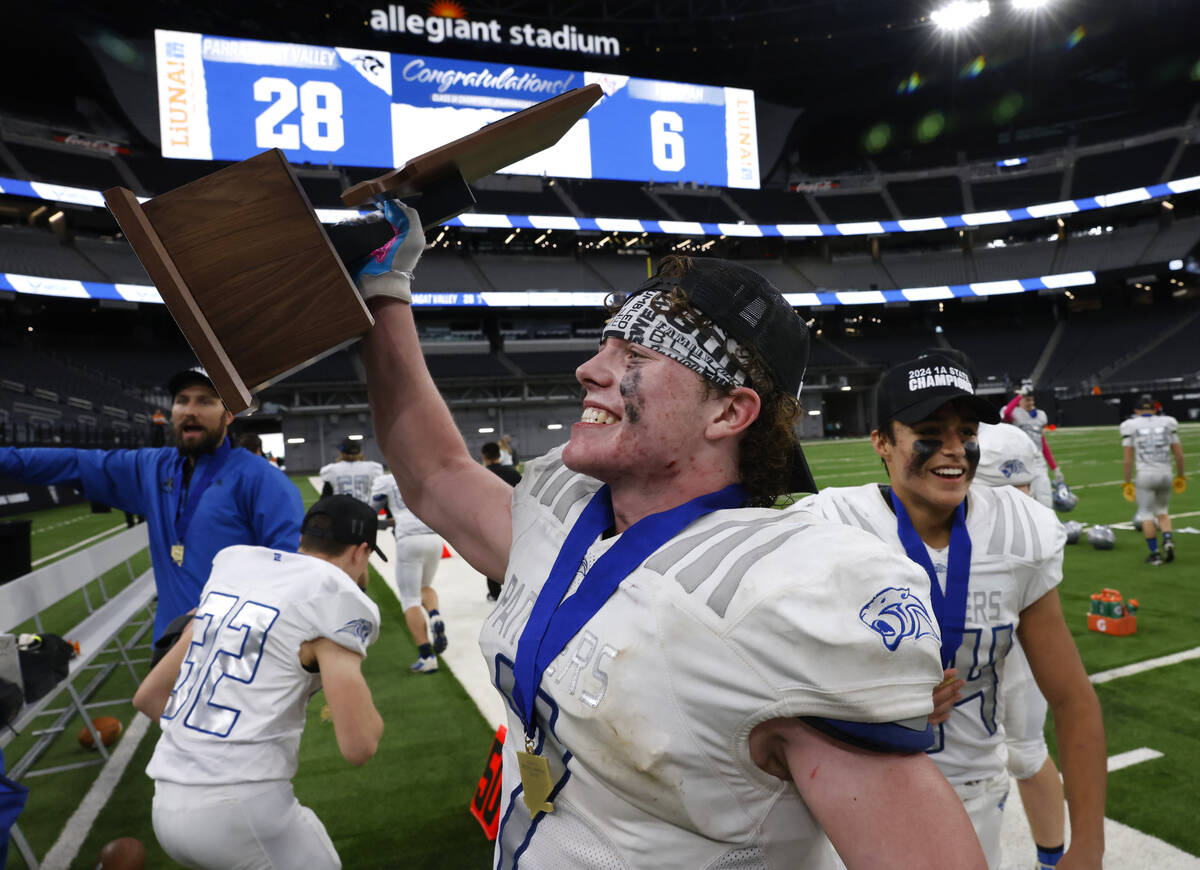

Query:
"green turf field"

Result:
[[5, 427, 1199, 866]]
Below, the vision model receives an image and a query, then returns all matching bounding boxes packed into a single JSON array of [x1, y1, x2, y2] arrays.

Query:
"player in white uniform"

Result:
[[353, 203, 985, 869], [793, 355, 1105, 870], [319, 438, 384, 503], [1001, 387, 1062, 508], [134, 495, 385, 870], [371, 471, 446, 673], [976, 421, 1067, 870], [1121, 394, 1186, 565]]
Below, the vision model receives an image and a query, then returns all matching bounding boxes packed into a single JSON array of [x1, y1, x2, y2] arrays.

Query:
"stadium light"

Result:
[[286, 437, 305, 444], [546, 423, 564, 430], [347, 434, 364, 440], [1012, 0, 1050, 9], [478, 427, 495, 433], [931, 0, 990, 31]]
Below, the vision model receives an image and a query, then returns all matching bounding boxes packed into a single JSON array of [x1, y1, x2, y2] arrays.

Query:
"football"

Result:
[[95, 836, 146, 870], [78, 716, 123, 750]]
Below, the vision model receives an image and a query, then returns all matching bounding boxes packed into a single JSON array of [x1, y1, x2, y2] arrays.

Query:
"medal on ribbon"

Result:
[[510, 482, 747, 818], [170, 544, 185, 566]]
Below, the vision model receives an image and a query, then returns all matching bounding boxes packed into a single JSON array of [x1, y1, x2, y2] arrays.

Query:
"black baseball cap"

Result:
[[625, 258, 817, 494], [301, 494, 387, 561], [167, 366, 216, 397], [1136, 394, 1155, 409], [339, 438, 363, 455], [876, 353, 995, 427]]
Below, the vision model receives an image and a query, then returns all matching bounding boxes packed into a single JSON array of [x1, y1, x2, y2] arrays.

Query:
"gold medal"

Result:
[[516, 737, 555, 817], [170, 544, 185, 566]]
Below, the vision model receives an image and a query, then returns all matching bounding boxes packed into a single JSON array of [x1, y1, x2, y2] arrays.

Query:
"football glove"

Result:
[[1122, 482, 1136, 502], [1052, 467, 1064, 484], [349, 200, 425, 304], [1175, 475, 1187, 494]]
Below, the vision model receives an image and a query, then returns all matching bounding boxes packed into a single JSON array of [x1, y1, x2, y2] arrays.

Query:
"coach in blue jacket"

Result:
[[0, 367, 303, 641]]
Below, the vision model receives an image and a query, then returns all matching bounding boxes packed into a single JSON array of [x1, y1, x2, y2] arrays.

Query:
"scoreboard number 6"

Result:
[[253, 77, 345, 152], [650, 110, 686, 172]]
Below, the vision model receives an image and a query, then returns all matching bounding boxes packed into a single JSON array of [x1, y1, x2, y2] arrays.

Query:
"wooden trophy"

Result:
[[104, 84, 603, 414]]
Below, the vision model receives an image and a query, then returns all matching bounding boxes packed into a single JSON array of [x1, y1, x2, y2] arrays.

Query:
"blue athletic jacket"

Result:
[[0, 440, 303, 640]]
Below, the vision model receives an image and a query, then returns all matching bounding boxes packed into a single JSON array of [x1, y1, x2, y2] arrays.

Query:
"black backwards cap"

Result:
[[167, 366, 216, 397], [876, 352, 995, 427], [624, 258, 818, 494], [301, 494, 387, 561], [339, 437, 364, 455]]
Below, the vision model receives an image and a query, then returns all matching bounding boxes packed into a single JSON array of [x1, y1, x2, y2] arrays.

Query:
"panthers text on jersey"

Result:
[[1120, 413, 1181, 474], [791, 483, 1064, 785], [479, 447, 944, 869], [319, 459, 384, 503], [371, 472, 435, 538], [145, 545, 379, 786]]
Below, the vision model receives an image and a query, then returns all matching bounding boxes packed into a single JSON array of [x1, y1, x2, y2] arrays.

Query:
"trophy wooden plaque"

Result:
[[104, 84, 603, 414]]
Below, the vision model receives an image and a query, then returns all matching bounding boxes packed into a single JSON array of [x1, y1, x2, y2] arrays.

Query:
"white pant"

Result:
[[955, 771, 1010, 870], [153, 779, 341, 870], [1134, 469, 1173, 523], [1000, 640, 1050, 780], [394, 533, 443, 610]]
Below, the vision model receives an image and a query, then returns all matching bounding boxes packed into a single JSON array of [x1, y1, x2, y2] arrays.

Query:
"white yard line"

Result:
[[1090, 646, 1200, 684], [40, 713, 153, 870], [1108, 748, 1164, 772], [32, 524, 125, 567]]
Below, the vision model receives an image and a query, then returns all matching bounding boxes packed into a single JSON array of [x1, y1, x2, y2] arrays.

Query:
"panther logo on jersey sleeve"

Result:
[[999, 458, 1029, 480], [859, 587, 941, 652], [337, 617, 374, 643]]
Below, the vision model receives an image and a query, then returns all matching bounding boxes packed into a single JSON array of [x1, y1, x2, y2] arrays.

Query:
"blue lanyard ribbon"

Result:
[[512, 482, 747, 738], [888, 490, 972, 670], [173, 438, 232, 544]]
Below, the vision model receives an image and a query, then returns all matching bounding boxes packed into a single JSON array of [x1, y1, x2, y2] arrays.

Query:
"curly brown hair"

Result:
[[609, 255, 803, 507]]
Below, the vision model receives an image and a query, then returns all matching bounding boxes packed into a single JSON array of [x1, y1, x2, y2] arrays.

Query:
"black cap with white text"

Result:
[[875, 353, 996, 427]]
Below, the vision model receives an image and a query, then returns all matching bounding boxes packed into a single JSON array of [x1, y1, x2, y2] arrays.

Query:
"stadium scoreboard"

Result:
[[155, 30, 760, 189]]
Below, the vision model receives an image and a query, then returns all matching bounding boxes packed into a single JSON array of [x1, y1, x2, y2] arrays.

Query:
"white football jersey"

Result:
[[370, 473, 434, 538], [791, 483, 1064, 785], [975, 422, 1039, 488], [146, 546, 379, 786], [319, 459, 384, 503], [1003, 406, 1048, 464], [480, 447, 943, 869], [1120, 413, 1180, 474]]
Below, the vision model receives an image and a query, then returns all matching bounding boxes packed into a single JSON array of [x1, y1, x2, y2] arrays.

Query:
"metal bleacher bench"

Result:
[[0, 523, 157, 869]]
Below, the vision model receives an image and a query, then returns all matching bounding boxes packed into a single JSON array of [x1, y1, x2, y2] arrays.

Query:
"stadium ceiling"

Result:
[[4, 0, 1197, 173]]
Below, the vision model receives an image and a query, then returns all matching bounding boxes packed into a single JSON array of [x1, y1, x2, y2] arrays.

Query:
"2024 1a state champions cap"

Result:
[[302, 494, 387, 561], [875, 353, 995, 427]]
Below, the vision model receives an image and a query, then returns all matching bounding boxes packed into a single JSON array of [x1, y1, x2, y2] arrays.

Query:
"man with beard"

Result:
[[0, 367, 303, 642]]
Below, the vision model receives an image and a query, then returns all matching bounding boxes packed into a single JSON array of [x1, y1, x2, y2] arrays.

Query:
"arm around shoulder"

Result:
[[749, 718, 986, 870], [311, 636, 383, 766]]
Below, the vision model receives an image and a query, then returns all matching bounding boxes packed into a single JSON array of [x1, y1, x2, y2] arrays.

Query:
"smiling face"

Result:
[[563, 337, 731, 491], [171, 385, 234, 458], [872, 402, 981, 521]]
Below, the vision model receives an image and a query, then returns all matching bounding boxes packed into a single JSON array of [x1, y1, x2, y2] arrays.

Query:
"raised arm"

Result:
[[1001, 393, 1021, 423], [0, 446, 145, 514], [357, 206, 516, 580], [750, 718, 986, 869], [1019, 589, 1106, 869], [307, 637, 383, 766], [134, 622, 194, 720]]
